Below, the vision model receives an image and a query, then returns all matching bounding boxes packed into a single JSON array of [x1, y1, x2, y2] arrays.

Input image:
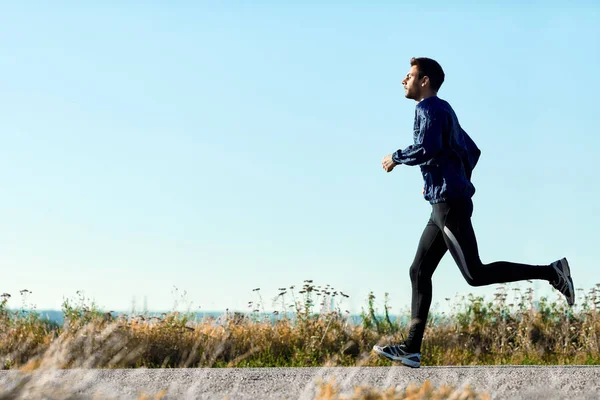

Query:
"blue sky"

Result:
[[2, 1, 599, 315]]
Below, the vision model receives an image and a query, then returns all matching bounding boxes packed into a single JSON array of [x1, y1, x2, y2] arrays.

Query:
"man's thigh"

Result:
[[439, 200, 482, 280], [410, 219, 448, 279]]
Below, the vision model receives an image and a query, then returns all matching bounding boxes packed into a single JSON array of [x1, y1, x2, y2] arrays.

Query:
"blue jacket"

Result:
[[392, 96, 481, 204]]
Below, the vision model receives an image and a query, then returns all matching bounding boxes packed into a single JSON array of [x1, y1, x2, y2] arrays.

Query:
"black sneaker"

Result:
[[550, 257, 575, 306], [372, 342, 421, 368]]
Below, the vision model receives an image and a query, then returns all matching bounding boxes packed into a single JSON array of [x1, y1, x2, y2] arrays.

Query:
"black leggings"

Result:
[[406, 197, 555, 352]]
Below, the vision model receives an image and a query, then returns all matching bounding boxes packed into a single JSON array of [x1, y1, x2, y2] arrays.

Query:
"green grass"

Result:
[[1, 281, 599, 369]]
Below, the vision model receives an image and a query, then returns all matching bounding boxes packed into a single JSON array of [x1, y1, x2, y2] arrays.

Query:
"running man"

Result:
[[373, 57, 575, 368]]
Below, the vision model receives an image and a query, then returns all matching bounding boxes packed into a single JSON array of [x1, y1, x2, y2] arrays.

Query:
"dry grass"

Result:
[[316, 379, 491, 400], [1, 282, 599, 370]]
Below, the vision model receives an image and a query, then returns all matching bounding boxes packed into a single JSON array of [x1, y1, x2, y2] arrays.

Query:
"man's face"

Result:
[[402, 65, 423, 100]]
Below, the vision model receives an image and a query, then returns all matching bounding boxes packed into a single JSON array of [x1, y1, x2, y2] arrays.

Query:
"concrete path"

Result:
[[1, 366, 598, 399]]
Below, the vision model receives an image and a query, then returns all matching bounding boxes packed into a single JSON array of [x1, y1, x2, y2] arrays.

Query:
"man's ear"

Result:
[[421, 76, 430, 87]]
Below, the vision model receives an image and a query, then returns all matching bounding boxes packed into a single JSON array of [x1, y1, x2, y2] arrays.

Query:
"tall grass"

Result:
[[315, 379, 491, 400], [1, 281, 599, 369]]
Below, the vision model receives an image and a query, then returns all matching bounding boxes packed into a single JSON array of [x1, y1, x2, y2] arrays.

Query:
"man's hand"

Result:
[[382, 154, 398, 173]]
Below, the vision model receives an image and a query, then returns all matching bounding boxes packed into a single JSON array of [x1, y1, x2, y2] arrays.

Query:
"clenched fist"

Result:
[[382, 154, 398, 173]]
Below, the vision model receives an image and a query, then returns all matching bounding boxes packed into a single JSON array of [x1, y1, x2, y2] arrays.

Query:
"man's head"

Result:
[[402, 57, 445, 101]]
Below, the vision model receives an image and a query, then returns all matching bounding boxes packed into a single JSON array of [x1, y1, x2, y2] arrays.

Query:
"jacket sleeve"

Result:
[[391, 108, 443, 166]]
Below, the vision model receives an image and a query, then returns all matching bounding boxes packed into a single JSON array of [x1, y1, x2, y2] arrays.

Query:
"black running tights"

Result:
[[406, 198, 556, 352]]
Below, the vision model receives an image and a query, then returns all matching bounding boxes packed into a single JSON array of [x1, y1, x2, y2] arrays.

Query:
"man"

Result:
[[373, 57, 575, 369]]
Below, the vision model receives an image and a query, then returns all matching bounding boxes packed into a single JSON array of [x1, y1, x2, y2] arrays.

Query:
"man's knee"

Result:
[[409, 264, 419, 283], [410, 263, 435, 284], [463, 267, 486, 287], [455, 256, 484, 286], [464, 276, 483, 287]]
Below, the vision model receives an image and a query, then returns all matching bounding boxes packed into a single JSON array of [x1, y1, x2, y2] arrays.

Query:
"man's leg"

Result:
[[405, 217, 449, 353], [436, 199, 569, 291], [373, 216, 448, 366]]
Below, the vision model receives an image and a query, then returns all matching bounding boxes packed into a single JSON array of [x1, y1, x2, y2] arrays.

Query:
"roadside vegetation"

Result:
[[1, 281, 599, 370], [315, 379, 491, 400]]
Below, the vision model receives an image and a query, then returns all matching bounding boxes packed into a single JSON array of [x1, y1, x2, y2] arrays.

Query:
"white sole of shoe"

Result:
[[372, 346, 421, 368]]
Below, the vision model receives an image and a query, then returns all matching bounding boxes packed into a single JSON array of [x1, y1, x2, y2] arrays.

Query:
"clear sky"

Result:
[[2, 1, 599, 315]]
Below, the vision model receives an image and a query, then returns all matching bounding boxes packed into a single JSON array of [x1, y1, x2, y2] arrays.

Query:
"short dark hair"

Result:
[[410, 57, 445, 91]]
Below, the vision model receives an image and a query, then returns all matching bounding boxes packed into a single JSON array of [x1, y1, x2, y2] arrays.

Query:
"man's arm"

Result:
[[391, 108, 444, 166]]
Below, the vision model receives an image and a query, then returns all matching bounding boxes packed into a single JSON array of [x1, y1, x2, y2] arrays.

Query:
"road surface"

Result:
[[1, 366, 598, 399]]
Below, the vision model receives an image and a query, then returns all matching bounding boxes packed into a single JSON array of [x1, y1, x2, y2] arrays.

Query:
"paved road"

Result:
[[0, 366, 598, 399]]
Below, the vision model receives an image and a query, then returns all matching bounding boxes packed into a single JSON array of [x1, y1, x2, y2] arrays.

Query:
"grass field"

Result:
[[1, 281, 599, 370]]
